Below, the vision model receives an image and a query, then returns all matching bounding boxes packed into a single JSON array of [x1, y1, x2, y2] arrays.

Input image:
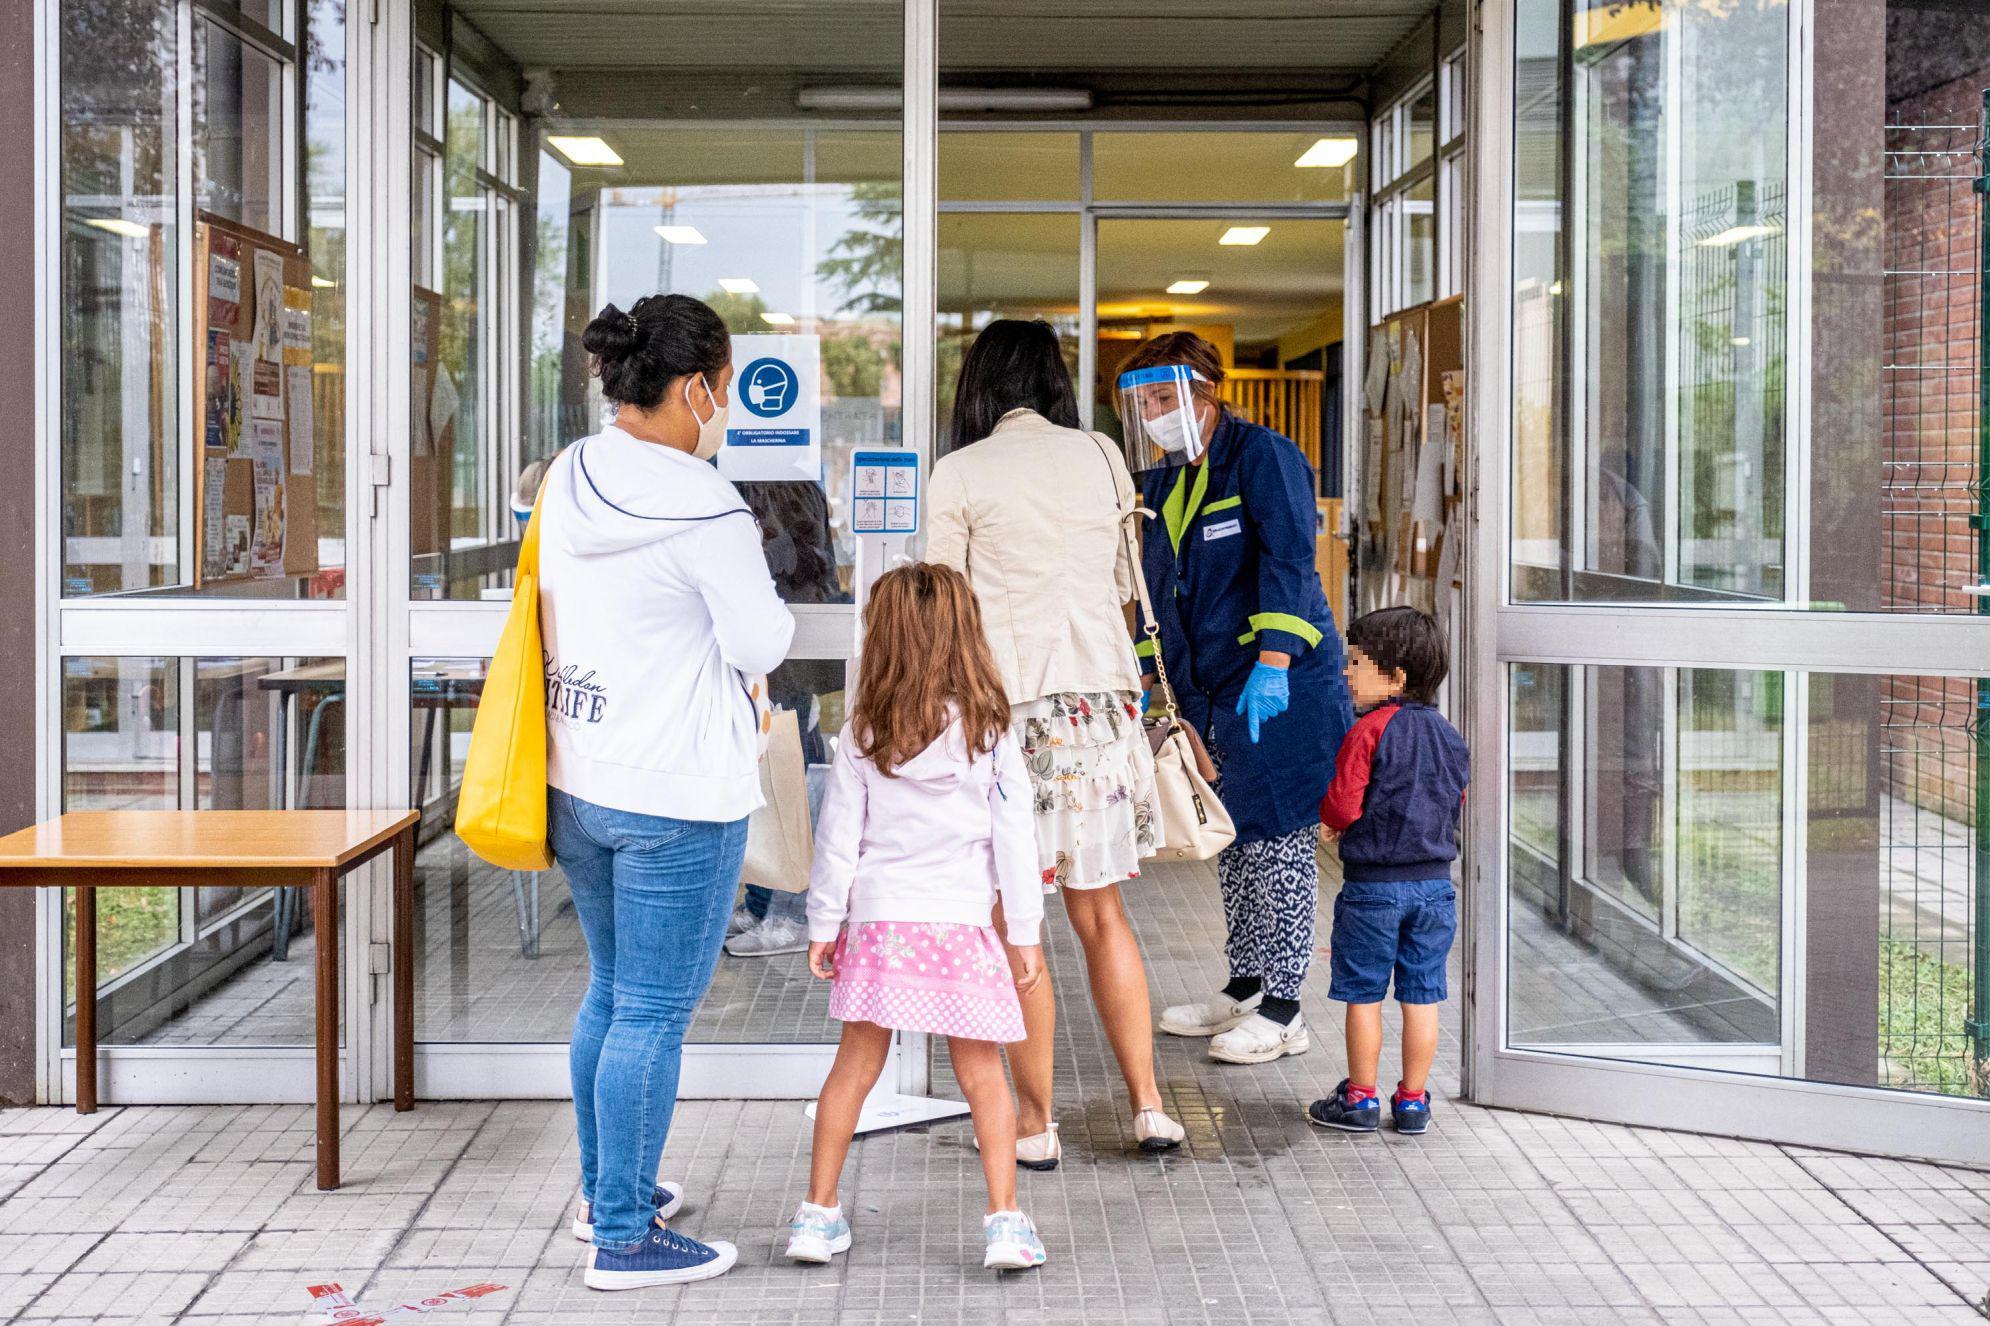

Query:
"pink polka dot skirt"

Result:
[[828, 921, 1026, 1044]]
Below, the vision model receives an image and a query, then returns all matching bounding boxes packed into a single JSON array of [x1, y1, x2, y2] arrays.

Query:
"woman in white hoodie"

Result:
[[536, 294, 795, 1291]]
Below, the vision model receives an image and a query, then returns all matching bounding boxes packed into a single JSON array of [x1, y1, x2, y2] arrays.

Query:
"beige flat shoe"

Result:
[[1134, 1108, 1184, 1153], [976, 1120, 1061, 1171]]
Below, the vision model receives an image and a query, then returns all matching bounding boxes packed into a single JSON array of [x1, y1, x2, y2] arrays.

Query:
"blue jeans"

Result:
[[550, 787, 748, 1251], [1326, 878, 1458, 1006]]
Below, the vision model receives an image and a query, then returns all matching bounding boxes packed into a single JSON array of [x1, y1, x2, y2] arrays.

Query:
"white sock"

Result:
[[798, 1201, 841, 1218]]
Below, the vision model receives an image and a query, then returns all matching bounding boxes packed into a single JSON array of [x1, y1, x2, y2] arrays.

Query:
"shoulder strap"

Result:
[[1082, 430, 1185, 720]]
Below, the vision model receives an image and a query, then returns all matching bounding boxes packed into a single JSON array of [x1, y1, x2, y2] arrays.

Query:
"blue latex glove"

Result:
[[1236, 661, 1290, 744]]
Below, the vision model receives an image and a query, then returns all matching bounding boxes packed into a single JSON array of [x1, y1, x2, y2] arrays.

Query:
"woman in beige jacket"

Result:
[[927, 320, 1184, 1163]]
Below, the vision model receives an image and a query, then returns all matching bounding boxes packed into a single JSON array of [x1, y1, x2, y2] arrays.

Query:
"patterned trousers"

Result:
[[1216, 825, 1321, 1002]]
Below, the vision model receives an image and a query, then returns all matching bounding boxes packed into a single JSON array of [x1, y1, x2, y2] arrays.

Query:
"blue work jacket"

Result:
[[1137, 412, 1355, 844]]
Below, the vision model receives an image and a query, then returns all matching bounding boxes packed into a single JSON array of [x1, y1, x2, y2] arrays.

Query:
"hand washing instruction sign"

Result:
[[718, 333, 820, 483], [851, 449, 919, 535]]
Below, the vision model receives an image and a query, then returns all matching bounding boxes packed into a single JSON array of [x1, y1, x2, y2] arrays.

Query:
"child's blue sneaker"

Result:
[[785, 1201, 853, 1264], [982, 1210, 1047, 1270], [1391, 1088, 1432, 1135], [584, 1221, 736, 1290], [1305, 1079, 1381, 1132], [572, 1182, 685, 1241]]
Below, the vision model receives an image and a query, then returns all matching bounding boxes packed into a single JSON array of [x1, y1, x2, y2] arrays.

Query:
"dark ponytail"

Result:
[[581, 293, 730, 410]]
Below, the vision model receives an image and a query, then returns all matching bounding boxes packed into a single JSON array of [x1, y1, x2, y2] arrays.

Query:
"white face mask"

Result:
[[686, 374, 729, 460], [1145, 408, 1195, 455]]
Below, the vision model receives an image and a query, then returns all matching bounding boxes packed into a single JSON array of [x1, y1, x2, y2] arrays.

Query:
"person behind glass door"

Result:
[[1119, 331, 1356, 1067], [926, 319, 1186, 1162], [726, 479, 848, 958], [535, 293, 795, 1290]]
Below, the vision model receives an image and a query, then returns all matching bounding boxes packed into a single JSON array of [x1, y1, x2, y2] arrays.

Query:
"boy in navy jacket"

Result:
[[1308, 607, 1469, 1135]]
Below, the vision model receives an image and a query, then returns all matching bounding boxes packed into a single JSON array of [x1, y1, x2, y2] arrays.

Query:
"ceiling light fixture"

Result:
[[546, 135, 624, 167], [718, 278, 760, 294], [1167, 279, 1210, 295], [1219, 226, 1269, 246], [761, 312, 797, 327], [655, 225, 707, 245], [796, 86, 1093, 113], [84, 217, 150, 239], [1294, 137, 1359, 168], [311, 275, 337, 289]]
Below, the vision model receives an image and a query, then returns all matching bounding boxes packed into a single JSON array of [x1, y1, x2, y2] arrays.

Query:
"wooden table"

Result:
[[0, 809, 421, 1190]]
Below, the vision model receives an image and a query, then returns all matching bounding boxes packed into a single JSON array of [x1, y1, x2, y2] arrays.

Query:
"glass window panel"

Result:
[[409, 658, 846, 1044], [504, 120, 903, 605], [61, 1, 345, 599], [60, 0, 182, 596], [1512, 0, 1790, 604], [1508, 663, 1990, 1103], [61, 656, 344, 1047], [195, 19, 284, 237], [1407, 177, 1435, 308], [1407, 82, 1437, 172], [938, 212, 1080, 440], [938, 132, 1080, 201], [1095, 218, 1343, 465], [1092, 131, 1352, 204]]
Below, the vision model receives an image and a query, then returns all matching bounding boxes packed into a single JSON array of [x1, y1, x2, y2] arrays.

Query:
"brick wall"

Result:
[[1882, 72, 1984, 825]]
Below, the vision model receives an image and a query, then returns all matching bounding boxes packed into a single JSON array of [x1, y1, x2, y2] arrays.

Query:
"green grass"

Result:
[[63, 887, 178, 1001], [1878, 938, 1984, 1098]]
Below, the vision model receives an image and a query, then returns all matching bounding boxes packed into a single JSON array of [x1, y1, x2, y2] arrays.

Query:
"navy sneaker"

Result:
[[1305, 1079, 1381, 1132], [572, 1182, 685, 1241], [584, 1220, 737, 1290], [1391, 1089, 1432, 1135]]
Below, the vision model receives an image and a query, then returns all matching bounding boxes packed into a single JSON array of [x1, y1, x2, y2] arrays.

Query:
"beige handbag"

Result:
[[1122, 508, 1237, 862], [740, 708, 814, 892]]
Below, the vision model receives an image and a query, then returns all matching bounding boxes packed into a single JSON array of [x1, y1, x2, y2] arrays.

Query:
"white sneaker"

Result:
[[784, 1201, 852, 1264], [1208, 1012, 1309, 1064], [724, 914, 808, 957], [1158, 991, 1261, 1038], [982, 1209, 1047, 1270]]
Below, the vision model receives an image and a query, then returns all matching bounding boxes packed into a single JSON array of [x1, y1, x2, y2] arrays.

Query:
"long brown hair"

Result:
[[850, 563, 1010, 777]]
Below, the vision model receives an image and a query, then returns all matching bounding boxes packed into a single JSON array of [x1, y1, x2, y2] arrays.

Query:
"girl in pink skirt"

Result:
[[791, 563, 1049, 1272]]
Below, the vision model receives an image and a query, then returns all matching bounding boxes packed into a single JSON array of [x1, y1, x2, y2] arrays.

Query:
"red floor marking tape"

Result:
[[305, 1281, 508, 1324]]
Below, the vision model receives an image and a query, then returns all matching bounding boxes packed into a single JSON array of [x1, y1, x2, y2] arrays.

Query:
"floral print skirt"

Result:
[[1011, 690, 1159, 892], [829, 921, 1026, 1043]]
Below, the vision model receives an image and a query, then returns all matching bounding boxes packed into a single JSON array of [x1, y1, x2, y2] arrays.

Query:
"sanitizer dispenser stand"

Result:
[[808, 449, 973, 1136]]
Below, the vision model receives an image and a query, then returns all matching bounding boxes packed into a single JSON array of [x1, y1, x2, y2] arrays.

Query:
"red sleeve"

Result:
[[1321, 708, 1394, 832]]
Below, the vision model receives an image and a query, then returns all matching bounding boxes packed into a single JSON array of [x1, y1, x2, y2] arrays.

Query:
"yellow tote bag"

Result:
[[455, 488, 554, 871]]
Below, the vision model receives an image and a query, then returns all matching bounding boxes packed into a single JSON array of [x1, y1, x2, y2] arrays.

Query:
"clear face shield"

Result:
[[1116, 365, 1212, 472]]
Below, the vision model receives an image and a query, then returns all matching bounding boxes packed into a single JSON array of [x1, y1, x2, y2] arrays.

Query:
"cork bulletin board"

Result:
[[193, 212, 319, 586]]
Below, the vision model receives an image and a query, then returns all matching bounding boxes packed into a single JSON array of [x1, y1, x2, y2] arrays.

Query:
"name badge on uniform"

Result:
[[1203, 518, 1242, 542]]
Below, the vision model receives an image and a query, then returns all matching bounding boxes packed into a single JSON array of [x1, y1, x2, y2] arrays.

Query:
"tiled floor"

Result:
[[5, 855, 1988, 1325]]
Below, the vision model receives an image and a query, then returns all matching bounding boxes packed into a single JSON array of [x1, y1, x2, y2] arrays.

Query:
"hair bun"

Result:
[[582, 302, 643, 363]]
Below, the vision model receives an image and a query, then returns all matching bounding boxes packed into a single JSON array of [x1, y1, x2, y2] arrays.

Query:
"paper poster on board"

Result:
[[718, 334, 821, 483]]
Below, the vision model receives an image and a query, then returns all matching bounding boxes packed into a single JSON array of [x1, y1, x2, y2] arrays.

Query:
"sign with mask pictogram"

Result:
[[718, 334, 821, 483]]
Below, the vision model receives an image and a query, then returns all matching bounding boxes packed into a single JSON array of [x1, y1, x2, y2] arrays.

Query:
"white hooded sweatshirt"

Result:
[[537, 425, 795, 822], [806, 719, 1046, 948]]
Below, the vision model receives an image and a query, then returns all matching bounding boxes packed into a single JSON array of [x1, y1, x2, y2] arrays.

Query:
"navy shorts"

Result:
[[1327, 878, 1457, 1005]]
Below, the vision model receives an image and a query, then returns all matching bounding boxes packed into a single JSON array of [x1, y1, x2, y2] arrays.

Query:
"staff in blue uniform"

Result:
[[1117, 332, 1355, 1066]]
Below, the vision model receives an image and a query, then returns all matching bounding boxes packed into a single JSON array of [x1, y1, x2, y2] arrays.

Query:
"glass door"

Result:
[[391, 1, 914, 1097], [1467, 0, 1990, 1164]]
